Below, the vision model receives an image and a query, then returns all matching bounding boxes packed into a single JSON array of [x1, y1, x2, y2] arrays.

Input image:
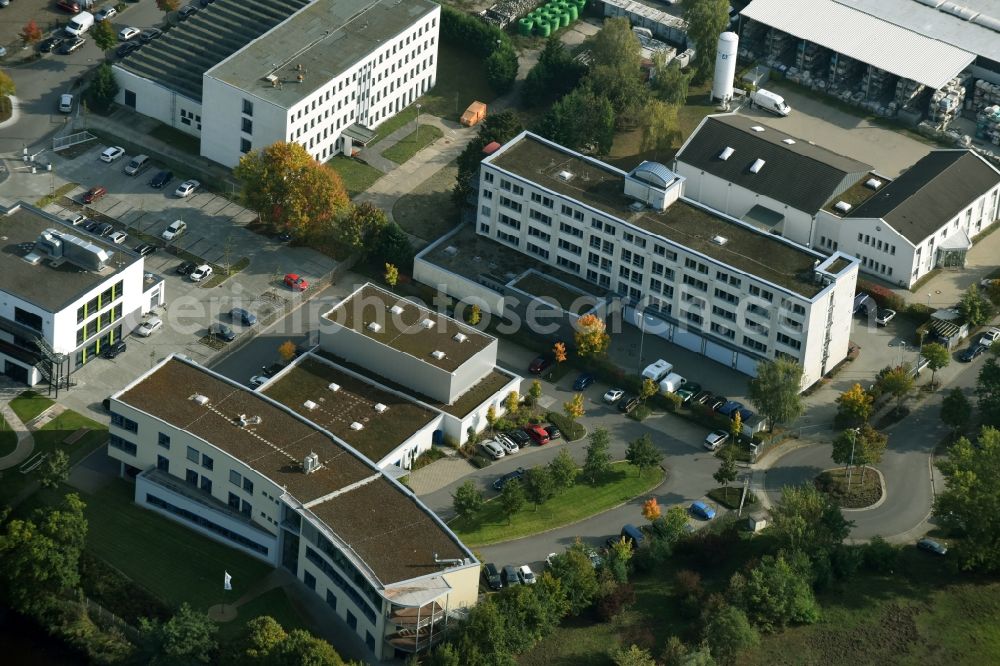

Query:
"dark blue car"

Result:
[[573, 373, 595, 390], [716, 400, 743, 417], [959, 344, 988, 362]]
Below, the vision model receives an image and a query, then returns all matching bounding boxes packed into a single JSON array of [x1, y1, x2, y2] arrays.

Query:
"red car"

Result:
[[82, 186, 107, 204], [284, 273, 308, 291], [524, 425, 551, 445], [57, 0, 80, 13]]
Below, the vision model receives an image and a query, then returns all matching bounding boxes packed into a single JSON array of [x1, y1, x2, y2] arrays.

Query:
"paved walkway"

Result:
[[406, 454, 477, 496]]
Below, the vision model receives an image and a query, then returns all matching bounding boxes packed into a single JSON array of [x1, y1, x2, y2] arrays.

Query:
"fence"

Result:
[[82, 596, 141, 643], [53, 131, 97, 152]]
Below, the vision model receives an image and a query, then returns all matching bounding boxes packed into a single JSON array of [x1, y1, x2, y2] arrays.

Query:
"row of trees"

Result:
[[440, 6, 518, 94]]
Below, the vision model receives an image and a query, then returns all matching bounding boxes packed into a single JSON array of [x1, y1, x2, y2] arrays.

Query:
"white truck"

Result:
[[642, 359, 673, 383], [750, 88, 791, 116], [658, 372, 686, 395], [65, 11, 95, 37]]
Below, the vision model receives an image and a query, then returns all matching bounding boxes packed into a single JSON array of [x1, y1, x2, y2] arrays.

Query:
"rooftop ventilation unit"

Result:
[[237, 414, 261, 427], [865, 178, 883, 190], [782, 138, 796, 144], [834, 201, 852, 213], [431, 350, 446, 360], [367, 321, 382, 333], [718, 146, 735, 161], [303, 400, 318, 410], [750, 125, 765, 132], [328, 383, 340, 392], [453, 332, 468, 343], [557, 170, 574, 181], [350, 421, 364, 430], [374, 403, 387, 413], [711, 235, 729, 246], [420, 318, 435, 329], [191, 394, 210, 406], [303, 452, 320, 474], [443, 246, 458, 257], [749, 158, 766, 174], [265, 73, 278, 84], [390, 305, 403, 315]]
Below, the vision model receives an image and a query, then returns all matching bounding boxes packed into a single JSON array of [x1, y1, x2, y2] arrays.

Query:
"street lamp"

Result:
[[636, 300, 647, 374], [846, 426, 861, 490], [415, 103, 422, 144], [927, 293, 931, 308]]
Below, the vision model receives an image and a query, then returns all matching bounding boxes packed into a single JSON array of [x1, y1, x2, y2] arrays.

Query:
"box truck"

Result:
[[750, 89, 791, 116], [65, 10, 94, 36], [642, 359, 672, 382], [658, 372, 686, 394]]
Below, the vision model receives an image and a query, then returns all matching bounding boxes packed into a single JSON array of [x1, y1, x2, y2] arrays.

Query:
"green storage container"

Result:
[[559, 12, 570, 27], [566, 5, 578, 20], [539, 23, 552, 37], [518, 17, 534, 36]]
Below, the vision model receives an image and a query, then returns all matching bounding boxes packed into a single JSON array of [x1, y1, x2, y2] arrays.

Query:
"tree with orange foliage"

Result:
[[575, 313, 610, 357], [277, 340, 297, 362], [553, 340, 567, 364], [20, 20, 42, 46], [642, 497, 661, 522]]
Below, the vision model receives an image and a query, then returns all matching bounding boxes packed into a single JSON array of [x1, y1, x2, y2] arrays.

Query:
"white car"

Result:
[[517, 565, 536, 585], [69, 213, 88, 226], [603, 388, 625, 404], [108, 231, 128, 245], [161, 219, 187, 241], [982, 328, 1000, 345], [704, 430, 729, 451], [249, 375, 269, 388], [479, 440, 505, 460], [135, 317, 163, 337], [189, 264, 213, 281], [495, 433, 518, 454], [118, 26, 140, 41], [96, 7, 117, 21], [174, 179, 200, 198], [100, 146, 125, 163]]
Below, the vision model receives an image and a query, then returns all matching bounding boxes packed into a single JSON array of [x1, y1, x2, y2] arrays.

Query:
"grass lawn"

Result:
[[326, 156, 383, 196], [0, 415, 17, 458], [9, 390, 56, 424], [706, 486, 757, 510], [417, 42, 496, 120], [382, 125, 444, 164], [219, 586, 308, 641], [82, 479, 273, 613], [392, 161, 460, 242], [449, 462, 663, 546], [371, 106, 422, 145], [815, 467, 883, 509]]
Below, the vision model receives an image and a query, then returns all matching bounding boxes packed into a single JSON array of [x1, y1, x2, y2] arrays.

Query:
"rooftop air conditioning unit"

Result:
[[718, 146, 735, 160], [191, 394, 210, 406], [390, 305, 403, 315], [328, 383, 340, 392], [420, 318, 435, 329], [865, 178, 883, 190], [367, 322, 382, 333], [750, 125, 765, 132], [265, 73, 278, 84], [749, 158, 766, 174], [834, 201, 852, 213], [557, 170, 574, 181], [374, 403, 387, 413], [782, 138, 796, 144], [453, 332, 468, 343], [443, 246, 458, 257], [350, 421, 364, 430], [431, 350, 446, 360], [303, 451, 320, 474], [303, 400, 318, 410], [711, 235, 729, 246]]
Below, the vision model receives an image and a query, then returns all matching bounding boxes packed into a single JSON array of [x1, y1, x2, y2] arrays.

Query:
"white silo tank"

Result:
[[711, 31, 739, 102]]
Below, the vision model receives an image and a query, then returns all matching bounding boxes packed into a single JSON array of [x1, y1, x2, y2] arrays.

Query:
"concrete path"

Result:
[[405, 455, 477, 496]]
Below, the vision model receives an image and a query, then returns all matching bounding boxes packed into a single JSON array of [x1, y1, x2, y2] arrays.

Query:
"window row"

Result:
[[145, 493, 268, 556]]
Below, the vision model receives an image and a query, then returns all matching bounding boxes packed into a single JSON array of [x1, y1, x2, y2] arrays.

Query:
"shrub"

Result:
[[862, 536, 898, 573], [596, 583, 635, 621], [629, 404, 652, 421], [546, 411, 585, 441], [469, 455, 492, 469], [661, 392, 682, 412], [857, 280, 905, 311]]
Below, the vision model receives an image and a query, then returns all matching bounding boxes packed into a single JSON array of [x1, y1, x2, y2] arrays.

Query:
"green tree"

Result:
[[855, 425, 888, 483], [935, 427, 1000, 572], [500, 479, 525, 524], [505, 390, 520, 416], [977, 357, 1000, 427], [834, 383, 873, 429], [453, 111, 523, 205], [537, 84, 616, 155], [748, 358, 804, 432], [958, 284, 994, 327], [877, 365, 915, 412], [234, 142, 349, 237], [921, 342, 950, 387], [625, 433, 662, 476], [521, 37, 584, 106], [275, 629, 344, 665], [769, 484, 852, 557], [651, 58, 693, 105], [703, 604, 760, 664], [563, 392, 586, 421], [729, 552, 820, 632], [585, 17, 648, 124], [91, 19, 116, 52], [523, 466, 556, 509], [683, 0, 731, 84], [575, 313, 610, 357], [612, 644, 656, 666], [605, 537, 634, 583], [941, 387, 973, 434], [39, 449, 70, 489], [582, 427, 612, 484], [156, 0, 181, 11], [640, 377, 658, 403], [648, 505, 691, 546], [640, 99, 681, 160], [139, 603, 218, 665], [529, 379, 543, 405], [0, 493, 87, 617], [371, 221, 413, 270], [548, 448, 578, 490], [452, 480, 483, 520], [86, 62, 119, 113], [713, 446, 738, 488], [0, 70, 13, 99], [547, 540, 600, 615], [383, 262, 399, 287], [243, 616, 287, 662], [485, 42, 519, 94], [338, 202, 388, 253]]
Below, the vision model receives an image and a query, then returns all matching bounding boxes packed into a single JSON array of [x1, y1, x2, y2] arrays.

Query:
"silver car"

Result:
[[495, 433, 519, 454], [479, 440, 505, 460]]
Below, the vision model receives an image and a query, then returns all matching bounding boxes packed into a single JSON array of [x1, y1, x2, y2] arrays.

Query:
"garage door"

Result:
[[735, 353, 760, 377], [705, 340, 735, 367], [625, 306, 672, 340], [672, 327, 703, 352]]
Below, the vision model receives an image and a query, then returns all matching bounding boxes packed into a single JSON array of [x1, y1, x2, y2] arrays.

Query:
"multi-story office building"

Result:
[[473, 131, 860, 387], [109, 355, 478, 661], [114, 0, 439, 167], [0, 203, 163, 387]]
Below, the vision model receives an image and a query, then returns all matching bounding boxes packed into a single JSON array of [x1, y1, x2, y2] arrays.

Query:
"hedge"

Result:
[[857, 279, 905, 311], [546, 411, 586, 442], [441, 5, 509, 57]]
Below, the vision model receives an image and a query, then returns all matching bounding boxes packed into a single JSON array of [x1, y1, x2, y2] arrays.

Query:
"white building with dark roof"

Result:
[[113, 0, 439, 167]]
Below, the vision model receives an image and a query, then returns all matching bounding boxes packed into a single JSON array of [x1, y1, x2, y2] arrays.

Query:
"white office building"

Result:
[[0, 203, 164, 387], [472, 131, 860, 388], [113, 0, 439, 167], [108, 355, 479, 661]]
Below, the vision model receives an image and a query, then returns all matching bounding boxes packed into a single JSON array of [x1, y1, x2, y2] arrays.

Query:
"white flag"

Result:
[[224, 571, 232, 591]]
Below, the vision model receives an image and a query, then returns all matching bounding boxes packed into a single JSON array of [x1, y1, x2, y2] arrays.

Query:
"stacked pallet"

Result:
[[971, 80, 1000, 114], [894, 78, 925, 108], [976, 105, 1000, 145], [927, 74, 968, 128], [828, 53, 862, 90]]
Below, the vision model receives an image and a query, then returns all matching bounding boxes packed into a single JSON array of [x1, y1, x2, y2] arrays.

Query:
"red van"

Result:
[[524, 425, 550, 446]]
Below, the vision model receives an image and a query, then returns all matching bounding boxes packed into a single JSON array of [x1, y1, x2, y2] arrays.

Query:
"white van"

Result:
[[750, 88, 791, 116], [58, 94, 73, 113], [124, 154, 150, 176], [65, 11, 95, 37]]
